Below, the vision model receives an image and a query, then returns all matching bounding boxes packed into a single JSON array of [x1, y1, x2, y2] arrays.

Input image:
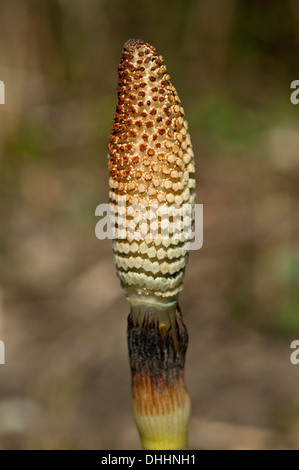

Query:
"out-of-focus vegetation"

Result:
[[0, 0, 299, 449]]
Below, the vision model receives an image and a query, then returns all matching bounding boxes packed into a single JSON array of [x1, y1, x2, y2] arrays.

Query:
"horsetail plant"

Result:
[[108, 39, 195, 450]]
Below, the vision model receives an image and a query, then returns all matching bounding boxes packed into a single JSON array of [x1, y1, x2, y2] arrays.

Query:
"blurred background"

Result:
[[0, 0, 299, 450]]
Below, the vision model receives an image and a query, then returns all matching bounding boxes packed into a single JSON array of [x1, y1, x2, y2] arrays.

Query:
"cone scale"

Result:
[[108, 39, 195, 450]]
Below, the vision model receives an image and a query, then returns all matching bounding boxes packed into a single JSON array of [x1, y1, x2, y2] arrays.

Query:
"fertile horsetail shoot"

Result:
[[108, 39, 195, 450]]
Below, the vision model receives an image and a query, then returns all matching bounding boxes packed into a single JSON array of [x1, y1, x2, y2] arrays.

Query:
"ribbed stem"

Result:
[[127, 303, 190, 449]]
